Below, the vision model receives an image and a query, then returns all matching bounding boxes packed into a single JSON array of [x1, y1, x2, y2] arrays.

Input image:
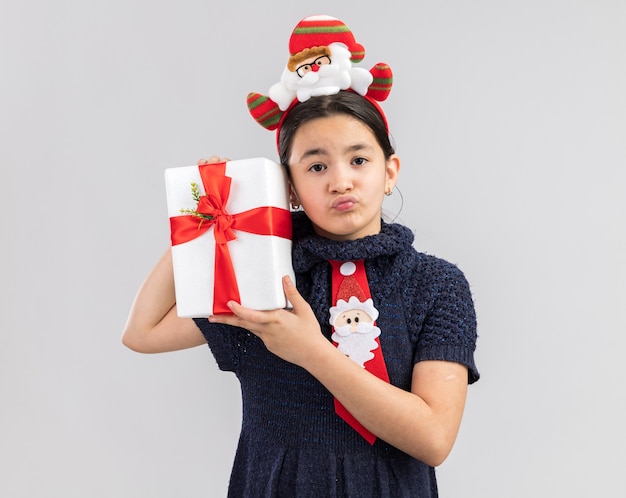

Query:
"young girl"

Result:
[[123, 17, 478, 498]]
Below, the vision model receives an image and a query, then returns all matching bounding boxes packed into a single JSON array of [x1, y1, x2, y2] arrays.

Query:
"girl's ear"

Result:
[[289, 183, 302, 210], [385, 155, 401, 194]]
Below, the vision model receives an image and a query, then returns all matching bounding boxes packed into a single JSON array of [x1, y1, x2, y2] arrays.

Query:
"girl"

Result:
[[122, 90, 479, 497]]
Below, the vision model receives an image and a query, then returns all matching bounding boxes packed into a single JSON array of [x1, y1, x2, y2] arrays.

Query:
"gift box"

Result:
[[164, 158, 295, 318]]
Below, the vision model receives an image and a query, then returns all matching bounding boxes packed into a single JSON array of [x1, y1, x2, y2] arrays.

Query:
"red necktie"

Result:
[[329, 259, 390, 444]]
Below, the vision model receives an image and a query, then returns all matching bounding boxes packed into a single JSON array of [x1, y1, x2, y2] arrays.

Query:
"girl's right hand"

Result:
[[197, 156, 230, 165]]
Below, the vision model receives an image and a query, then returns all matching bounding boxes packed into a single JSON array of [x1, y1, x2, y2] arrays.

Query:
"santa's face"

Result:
[[282, 44, 352, 96], [332, 309, 374, 336]]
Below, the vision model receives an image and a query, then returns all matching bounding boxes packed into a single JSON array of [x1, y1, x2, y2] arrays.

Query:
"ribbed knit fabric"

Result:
[[194, 212, 479, 497]]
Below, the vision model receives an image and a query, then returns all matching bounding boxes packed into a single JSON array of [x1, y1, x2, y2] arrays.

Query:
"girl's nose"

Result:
[[329, 166, 353, 193]]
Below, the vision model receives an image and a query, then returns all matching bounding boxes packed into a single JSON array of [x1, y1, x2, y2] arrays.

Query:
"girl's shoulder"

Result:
[[377, 222, 470, 286], [406, 249, 473, 302], [412, 248, 469, 279]]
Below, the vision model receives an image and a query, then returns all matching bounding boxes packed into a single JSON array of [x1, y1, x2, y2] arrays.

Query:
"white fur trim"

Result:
[[340, 261, 356, 276]]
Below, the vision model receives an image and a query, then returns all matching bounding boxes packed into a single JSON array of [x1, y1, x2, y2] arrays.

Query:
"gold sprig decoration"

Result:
[[179, 182, 213, 223]]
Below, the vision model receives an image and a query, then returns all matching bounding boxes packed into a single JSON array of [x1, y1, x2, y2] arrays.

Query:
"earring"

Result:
[[290, 189, 301, 210], [385, 189, 392, 196]]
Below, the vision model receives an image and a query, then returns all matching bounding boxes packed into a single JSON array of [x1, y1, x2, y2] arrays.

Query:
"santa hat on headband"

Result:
[[288, 15, 366, 63], [246, 15, 393, 132]]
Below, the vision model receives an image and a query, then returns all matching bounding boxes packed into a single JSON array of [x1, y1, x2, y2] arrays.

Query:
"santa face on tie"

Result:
[[330, 295, 381, 368]]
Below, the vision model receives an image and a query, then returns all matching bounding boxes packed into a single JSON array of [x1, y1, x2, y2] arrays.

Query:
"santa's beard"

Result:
[[332, 323, 381, 368], [297, 63, 339, 87]]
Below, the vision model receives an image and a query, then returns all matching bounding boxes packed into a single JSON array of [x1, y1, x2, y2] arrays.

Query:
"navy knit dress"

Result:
[[194, 212, 479, 497]]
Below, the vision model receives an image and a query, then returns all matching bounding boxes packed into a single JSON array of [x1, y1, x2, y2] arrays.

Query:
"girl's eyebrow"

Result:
[[297, 143, 373, 162], [298, 147, 327, 161], [345, 143, 373, 153]]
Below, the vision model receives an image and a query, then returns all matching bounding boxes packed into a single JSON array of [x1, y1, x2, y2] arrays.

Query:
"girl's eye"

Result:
[[353, 157, 367, 166], [309, 163, 326, 172]]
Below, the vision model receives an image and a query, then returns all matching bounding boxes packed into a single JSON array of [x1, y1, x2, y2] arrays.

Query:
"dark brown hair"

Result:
[[278, 91, 395, 168]]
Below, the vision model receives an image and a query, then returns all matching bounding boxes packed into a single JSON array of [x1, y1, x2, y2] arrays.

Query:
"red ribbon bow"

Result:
[[169, 162, 292, 314]]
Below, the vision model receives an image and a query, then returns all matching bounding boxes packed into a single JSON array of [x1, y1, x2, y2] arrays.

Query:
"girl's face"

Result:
[[287, 114, 400, 241]]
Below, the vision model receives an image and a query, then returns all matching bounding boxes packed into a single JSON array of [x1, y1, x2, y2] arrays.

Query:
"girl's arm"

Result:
[[209, 276, 467, 467], [122, 156, 229, 354], [308, 345, 467, 467], [121, 248, 207, 353]]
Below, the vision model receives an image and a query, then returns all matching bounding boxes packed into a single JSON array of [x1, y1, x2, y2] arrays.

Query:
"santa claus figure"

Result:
[[247, 15, 393, 131], [330, 296, 381, 368], [328, 261, 382, 369], [268, 34, 373, 110]]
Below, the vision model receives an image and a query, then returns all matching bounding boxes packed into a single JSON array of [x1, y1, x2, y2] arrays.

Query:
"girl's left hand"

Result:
[[208, 276, 333, 368]]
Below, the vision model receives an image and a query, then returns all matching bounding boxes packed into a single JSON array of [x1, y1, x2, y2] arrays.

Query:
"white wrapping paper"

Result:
[[164, 158, 295, 318]]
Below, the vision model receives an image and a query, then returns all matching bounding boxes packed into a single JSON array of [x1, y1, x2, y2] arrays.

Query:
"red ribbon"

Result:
[[169, 162, 292, 314]]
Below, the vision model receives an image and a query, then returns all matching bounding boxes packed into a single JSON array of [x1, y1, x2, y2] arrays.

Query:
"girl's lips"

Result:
[[332, 196, 357, 212]]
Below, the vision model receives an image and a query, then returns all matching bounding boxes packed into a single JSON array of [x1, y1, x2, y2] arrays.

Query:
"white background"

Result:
[[1, 1, 624, 496]]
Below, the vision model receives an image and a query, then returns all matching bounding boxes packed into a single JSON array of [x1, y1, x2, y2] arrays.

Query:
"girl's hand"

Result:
[[197, 155, 230, 165], [208, 276, 334, 368]]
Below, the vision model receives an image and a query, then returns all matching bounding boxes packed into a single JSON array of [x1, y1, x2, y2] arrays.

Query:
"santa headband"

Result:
[[246, 14, 393, 144]]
